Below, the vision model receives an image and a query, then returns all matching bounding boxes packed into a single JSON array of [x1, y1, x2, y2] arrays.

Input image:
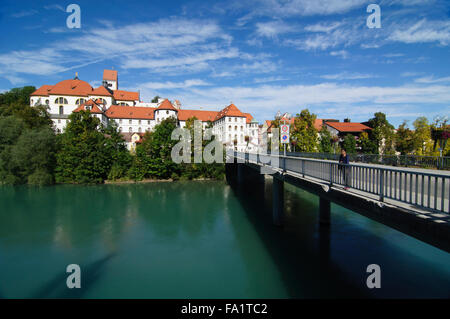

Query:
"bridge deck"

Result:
[[230, 152, 450, 252]]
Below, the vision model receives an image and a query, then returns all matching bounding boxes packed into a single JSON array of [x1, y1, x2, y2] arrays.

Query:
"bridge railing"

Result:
[[232, 151, 450, 214], [282, 151, 450, 170]]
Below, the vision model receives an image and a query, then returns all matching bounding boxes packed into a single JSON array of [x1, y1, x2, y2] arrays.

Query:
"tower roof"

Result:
[[214, 103, 245, 121], [157, 99, 178, 111], [103, 69, 118, 81]]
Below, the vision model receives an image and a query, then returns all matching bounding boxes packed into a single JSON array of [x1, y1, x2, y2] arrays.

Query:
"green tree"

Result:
[[395, 121, 415, 155], [103, 121, 132, 180], [413, 117, 434, 156], [291, 109, 318, 152], [151, 96, 161, 103], [342, 134, 356, 154], [318, 126, 332, 153], [55, 111, 112, 184], [359, 131, 377, 154], [133, 117, 180, 179], [367, 112, 395, 154]]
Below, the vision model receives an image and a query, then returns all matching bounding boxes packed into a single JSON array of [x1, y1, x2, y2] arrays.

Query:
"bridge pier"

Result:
[[272, 176, 284, 226], [237, 163, 244, 184], [319, 197, 331, 225]]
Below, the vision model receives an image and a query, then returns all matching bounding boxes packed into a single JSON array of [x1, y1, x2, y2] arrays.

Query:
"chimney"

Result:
[[344, 118, 351, 122]]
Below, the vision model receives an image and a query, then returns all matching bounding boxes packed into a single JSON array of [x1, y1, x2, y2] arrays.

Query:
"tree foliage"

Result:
[[367, 112, 395, 154], [291, 109, 318, 152]]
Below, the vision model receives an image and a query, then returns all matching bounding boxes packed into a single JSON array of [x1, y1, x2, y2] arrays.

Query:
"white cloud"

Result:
[[253, 76, 289, 83], [161, 81, 450, 123], [330, 50, 349, 59], [304, 22, 342, 33], [11, 10, 38, 18], [140, 79, 210, 90], [44, 4, 65, 11], [320, 72, 375, 80], [0, 18, 241, 80], [238, 0, 368, 21], [255, 21, 296, 38], [414, 75, 450, 83], [389, 19, 450, 45]]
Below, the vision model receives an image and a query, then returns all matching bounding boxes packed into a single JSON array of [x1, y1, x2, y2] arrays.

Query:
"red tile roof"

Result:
[[325, 122, 371, 133], [178, 109, 218, 122], [105, 105, 155, 119], [103, 69, 118, 81], [48, 79, 94, 96], [32, 79, 94, 97], [73, 99, 104, 114], [157, 99, 178, 111], [113, 90, 139, 101], [314, 119, 324, 131], [91, 85, 112, 96], [264, 118, 324, 131], [243, 113, 253, 124], [30, 85, 53, 96], [214, 103, 246, 121]]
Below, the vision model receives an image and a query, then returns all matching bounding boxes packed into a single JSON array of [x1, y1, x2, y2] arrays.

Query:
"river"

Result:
[[0, 180, 449, 298]]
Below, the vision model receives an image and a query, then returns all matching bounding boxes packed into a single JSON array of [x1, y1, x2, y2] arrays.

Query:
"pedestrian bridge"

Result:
[[226, 151, 450, 253]]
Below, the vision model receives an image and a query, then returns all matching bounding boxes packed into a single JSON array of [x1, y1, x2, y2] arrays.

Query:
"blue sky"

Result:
[[0, 0, 449, 126]]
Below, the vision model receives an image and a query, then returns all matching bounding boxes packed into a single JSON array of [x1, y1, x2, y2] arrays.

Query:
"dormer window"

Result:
[[76, 98, 85, 105]]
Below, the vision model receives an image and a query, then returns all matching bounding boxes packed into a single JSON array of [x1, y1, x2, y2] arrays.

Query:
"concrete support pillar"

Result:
[[237, 163, 244, 184], [319, 196, 331, 225], [272, 176, 284, 226]]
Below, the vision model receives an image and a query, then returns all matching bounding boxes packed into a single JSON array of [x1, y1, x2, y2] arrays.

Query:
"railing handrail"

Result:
[[233, 151, 450, 178], [280, 151, 450, 170], [230, 150, 450, 213]]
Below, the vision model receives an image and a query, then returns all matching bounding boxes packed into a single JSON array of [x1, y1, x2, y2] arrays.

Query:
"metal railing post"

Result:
[[302, 160, 305, 177], [380, 168, 384, 202], [329, 163, 333, 186]]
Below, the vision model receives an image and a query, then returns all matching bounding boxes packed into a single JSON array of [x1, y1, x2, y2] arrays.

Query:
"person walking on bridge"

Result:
[[339, 148, 351, 190]]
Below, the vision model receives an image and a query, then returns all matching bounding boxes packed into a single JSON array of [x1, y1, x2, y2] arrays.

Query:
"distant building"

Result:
[[324, 121, 372, 137], [30, 70, 259, 152]]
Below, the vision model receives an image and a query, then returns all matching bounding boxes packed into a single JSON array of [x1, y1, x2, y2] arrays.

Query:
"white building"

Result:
[[30, 70, 259, 151]]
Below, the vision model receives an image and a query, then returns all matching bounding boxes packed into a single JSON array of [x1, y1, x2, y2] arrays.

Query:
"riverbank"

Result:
[[104, 177, 224, 184]]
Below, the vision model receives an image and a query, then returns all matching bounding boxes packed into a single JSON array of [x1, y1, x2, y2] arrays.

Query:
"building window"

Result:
[[76, 98, 85, 105], [166, 111, 169, 114], [234, 126, 237, 131], [129, 119, 132, 124], [129, 127, 132, 133], [45, 100, 49, 105], [138, 120, 141, 124], [138, 127, 141, 133], [55, 97, 68, 104], [234, 118, 237, 122], [119, 119, 122, 124], [59, 105, 64, 115], [229, 125, 231, 130]]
